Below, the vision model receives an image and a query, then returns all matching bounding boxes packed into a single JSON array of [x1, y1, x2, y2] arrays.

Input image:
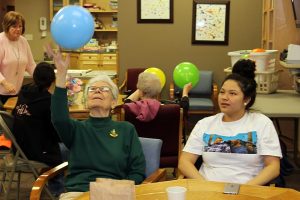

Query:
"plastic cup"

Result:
[[166, 186, 187, 200]]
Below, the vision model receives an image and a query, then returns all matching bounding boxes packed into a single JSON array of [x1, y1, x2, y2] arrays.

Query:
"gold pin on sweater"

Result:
[[109, 129, 118, 138]]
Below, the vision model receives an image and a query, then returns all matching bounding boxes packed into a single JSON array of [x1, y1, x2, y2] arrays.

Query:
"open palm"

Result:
[[45, 44, 70, 74]]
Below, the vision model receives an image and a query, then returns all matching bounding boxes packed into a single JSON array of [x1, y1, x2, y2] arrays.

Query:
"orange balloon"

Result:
[[252, 48, 266, 52]]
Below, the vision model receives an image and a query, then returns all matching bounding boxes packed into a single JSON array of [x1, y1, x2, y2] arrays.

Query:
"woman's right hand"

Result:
[[1, 80, 16, 94], [45, 44, 70, 88], [45, 45, 69, 74]]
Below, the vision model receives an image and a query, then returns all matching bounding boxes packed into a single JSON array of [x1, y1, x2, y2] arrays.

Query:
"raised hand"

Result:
[[45, 44, 70, 74], [182, 82, 193, 97], [45, 44, 70, 88]]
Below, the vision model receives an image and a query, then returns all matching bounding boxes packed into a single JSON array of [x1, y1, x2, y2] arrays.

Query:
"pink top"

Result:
[[0, 32, 36, 95], [125, 99, 161, 122]]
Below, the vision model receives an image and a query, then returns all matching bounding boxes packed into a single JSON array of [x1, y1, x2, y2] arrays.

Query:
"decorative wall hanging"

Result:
[[137, 0, 173, 23], [192, 0, 230, 45]]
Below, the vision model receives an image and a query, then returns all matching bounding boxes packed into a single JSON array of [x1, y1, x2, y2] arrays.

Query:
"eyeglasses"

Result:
[[88, 86, 112, 93], [11, 25, 23, 30]]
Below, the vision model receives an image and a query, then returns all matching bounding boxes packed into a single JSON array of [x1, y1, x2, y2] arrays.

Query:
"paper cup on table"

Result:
[[166, 186, 187, 200]]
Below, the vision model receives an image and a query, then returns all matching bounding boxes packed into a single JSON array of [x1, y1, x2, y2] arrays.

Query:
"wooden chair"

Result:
[[118, 68, 146, 96], [29, 137, 166, 200], [123, 104, 183, 174], [170, 70, 219, 116]]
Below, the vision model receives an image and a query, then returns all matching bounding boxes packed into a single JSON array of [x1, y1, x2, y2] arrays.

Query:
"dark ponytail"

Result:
[[33, 62, 55, 91], [223, 59, 257, 110]]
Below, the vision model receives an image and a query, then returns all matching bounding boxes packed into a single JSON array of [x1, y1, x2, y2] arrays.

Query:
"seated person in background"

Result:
[[124, 71, 192, 122], [47, 47, 145, 200], [179, 59, 282, 185], [13, 62, 62, 166], [13, 62, 66, 196]]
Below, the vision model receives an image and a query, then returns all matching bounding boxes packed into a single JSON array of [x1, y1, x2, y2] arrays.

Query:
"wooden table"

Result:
[[253, 90, 300, 166], [3, 93, 126, 120], [75, 179, 300, 200]]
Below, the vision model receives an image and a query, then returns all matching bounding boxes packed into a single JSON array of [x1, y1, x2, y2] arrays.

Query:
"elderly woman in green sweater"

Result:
[[47, 47, 145, 200]]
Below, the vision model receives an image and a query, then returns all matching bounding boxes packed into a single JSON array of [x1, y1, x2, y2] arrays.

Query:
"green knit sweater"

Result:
[[51, 87, 145, 192]]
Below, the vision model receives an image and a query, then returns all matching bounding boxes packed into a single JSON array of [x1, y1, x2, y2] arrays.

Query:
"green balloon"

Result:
[[241, 54, 249, 59], [173, 62, 200, 88]]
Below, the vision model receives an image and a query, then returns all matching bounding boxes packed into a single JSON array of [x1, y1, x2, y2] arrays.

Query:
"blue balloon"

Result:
[[51, 5, 94, 49]]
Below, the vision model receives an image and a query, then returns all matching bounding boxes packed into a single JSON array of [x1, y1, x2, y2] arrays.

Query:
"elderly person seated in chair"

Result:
[[47, 47, 145, 200], [179, 59, 282, 185], [124, 71, 192, 122]]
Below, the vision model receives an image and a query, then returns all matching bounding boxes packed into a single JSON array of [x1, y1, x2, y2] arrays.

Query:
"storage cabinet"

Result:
[[86, 0, 118, 53], [261, 0, 275, 49], [49, 0, 83, 19], [77, 53, 117, 71], [261, 0, 300, 89]]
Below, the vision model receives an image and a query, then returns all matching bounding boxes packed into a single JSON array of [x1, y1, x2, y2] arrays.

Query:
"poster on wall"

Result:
[[137, 0, 173, 23], [192, 0, 230, 45]]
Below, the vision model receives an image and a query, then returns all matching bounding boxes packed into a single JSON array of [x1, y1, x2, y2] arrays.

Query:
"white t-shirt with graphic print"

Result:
[[183, 112, 282, 184]]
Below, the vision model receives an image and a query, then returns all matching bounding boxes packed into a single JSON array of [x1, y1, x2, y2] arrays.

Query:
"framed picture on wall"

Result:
[[137, 0, 173, 23], [192, 0, 230, 45]]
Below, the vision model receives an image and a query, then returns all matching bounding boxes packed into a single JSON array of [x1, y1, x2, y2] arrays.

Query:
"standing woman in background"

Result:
[[0, 11, 36, 104]]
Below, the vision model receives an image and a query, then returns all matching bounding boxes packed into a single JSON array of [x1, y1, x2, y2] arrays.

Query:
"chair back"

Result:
[[173, 70, 217, 113], [126, 68, 146, 93], [139, 137, 162, 177], [174, 71, 213, 98], [123, 104, 183, 168], [189, 71, 213, 97]]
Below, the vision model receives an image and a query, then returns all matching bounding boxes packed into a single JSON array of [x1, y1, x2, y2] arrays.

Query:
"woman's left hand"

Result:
[[182, 82, 193, 97], [246, 155, 280, 185], [1, 80, 16, 93]]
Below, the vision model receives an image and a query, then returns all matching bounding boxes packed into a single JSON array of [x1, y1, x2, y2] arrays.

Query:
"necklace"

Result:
[[11, 42, 20, 75]]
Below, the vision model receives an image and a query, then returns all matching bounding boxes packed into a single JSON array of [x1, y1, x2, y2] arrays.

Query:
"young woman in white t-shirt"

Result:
[[179, 59, 282, 185]]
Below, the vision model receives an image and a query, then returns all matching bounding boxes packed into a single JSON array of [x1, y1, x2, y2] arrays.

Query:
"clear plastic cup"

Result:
[[166, 186, 187, 200]]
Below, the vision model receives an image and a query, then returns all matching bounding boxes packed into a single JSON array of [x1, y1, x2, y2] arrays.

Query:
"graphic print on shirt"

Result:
[[203, 132, 257, 154], [15, 104, 31, 116]]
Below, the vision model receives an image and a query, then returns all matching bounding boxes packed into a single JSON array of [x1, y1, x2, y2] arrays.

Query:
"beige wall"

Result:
[[119, 0, 262, 97], [15, 0, 264, 98], [15, 0, 52, 62]]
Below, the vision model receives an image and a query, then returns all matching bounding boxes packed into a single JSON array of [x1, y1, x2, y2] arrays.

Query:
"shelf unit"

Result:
[[262, 0, 275, 49], [261, 0, 300, 89], [49, 0, 83, 20], [89, 8, 118, 46]]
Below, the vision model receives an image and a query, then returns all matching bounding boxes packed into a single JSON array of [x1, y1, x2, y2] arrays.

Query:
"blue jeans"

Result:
[[59, 142, 70, 162], [48, 143, 70, 197]]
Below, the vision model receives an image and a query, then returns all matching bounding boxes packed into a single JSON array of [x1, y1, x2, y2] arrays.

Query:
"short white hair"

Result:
[[84, 74, 119, 100], [137, 72, 161, 98]]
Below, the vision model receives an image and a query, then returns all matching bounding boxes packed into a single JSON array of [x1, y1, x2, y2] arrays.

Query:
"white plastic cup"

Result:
[[166, 186, 187, 200]]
